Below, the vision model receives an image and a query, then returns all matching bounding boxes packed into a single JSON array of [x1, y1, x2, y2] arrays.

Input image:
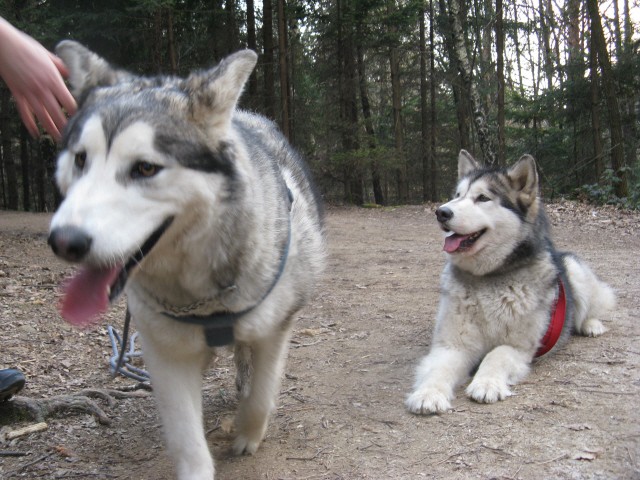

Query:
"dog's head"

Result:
[[48, 41, 257, 326], [436, 150, 541, 275]]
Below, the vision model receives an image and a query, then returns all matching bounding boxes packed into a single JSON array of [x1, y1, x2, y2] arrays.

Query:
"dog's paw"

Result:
[[466, 378, 512, 404], [580, 318, 606, 337], [232, 433, 262, 456], [405, 388, 452, 414]]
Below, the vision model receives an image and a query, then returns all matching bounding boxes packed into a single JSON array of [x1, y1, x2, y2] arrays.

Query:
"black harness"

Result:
[[164, 208, 292, 346], [112, 188, 293, 376]]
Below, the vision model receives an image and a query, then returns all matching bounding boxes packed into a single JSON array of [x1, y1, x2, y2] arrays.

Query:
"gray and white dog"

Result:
[[406, 150, 615, 414], [48, 41, 325, 479]]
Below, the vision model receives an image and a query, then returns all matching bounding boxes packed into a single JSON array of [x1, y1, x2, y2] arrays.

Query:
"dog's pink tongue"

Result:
[[443, 233, 469, 253], [60, 266, 120, 327]]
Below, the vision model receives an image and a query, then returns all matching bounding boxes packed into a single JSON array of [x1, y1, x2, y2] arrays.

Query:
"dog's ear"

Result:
[[457, 150, 479, 179], [55, 40, 132, 102], [184, 50, 258, 134], [507, 154, 539, 201]]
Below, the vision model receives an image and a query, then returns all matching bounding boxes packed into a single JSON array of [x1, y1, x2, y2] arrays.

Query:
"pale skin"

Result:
[[0, 17, 76, 141]]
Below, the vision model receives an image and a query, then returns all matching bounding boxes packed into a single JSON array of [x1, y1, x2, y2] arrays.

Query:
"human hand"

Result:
[[0, 18, 77, 142]]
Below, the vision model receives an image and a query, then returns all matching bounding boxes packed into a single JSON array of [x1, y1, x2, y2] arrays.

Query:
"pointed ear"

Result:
[[507, 154, 539, 199], [458, 150, 479, 179], [55, 40, 132, 102], [184, 50, 258, 133]]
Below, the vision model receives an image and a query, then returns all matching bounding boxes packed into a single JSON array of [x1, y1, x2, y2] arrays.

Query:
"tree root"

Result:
[[0, 388, 151, 426]]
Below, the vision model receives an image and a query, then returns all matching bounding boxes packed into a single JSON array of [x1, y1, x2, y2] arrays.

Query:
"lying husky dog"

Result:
[[406, 150, 615, 414], [48, 41, 325, 478]]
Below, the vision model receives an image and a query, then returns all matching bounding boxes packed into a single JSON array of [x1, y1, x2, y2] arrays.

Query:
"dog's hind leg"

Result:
[[563, 255, 615, 337], [233, 320, 293, 456], [138, 328, 214, 480]]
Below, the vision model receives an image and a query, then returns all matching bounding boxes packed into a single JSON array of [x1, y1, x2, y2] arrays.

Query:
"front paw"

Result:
[[233, 432, 263, 456], [466, 377, 512, 404], [405, 388, 452, 414], [580, 318, 606, 337]]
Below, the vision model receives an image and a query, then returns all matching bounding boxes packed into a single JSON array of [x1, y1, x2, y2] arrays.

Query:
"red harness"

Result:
[[535, 279, 567, 357]]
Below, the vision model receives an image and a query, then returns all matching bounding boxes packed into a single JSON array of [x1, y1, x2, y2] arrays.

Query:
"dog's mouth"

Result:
[[60, 217, 174, 327], [443, 228, 487, 253]]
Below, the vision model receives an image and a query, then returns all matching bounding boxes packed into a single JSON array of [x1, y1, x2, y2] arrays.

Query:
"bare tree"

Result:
[[495, 0, 505, 166], [586, 0, 628, 197], [447, 0, 496, 164], [277, 0, 291, 139], [263, 0, 276, 119]]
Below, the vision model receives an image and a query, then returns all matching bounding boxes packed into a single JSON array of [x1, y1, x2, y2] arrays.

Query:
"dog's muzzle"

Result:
[[49, 217, 175, 327], [436, 206, 454, 224], [48, 226, 93, 262]]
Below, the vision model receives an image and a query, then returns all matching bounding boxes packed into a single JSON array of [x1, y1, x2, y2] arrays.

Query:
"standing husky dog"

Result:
[[406, 150, 615, 414], [48, 41, 325, 479]]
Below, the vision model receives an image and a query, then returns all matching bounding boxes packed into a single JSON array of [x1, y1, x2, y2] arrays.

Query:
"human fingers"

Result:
[[25, 92, 61, 141], [48, 53, 77, 114], [49, 52, 69, 78], [13, 95, 41, 139], [55, 81, 77, 116]]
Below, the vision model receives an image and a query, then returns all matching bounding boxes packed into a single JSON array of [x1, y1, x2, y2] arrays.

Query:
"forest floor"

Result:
[[0, 203, 638, 480]]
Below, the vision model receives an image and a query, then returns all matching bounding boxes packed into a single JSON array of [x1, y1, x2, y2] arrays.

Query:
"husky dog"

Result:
[[406, 150, 615, 414], [48, 41, 325, 479]]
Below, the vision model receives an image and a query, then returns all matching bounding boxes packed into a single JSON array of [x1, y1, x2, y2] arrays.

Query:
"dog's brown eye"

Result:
[[74, 152, 87, 170], [132, 161, 162, 179], [477, 194, 491, 202]]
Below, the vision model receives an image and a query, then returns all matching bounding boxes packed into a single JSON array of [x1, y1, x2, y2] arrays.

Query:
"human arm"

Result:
[[0, 17, 76, 141]]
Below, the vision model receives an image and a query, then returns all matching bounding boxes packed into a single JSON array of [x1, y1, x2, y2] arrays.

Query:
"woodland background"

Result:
[[0, 0, 638, 210]]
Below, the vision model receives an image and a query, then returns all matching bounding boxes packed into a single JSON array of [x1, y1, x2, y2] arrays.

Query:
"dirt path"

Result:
[[0, 204, 638, 479]]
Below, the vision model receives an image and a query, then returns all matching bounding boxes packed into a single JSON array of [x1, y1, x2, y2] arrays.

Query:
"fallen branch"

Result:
[[6, 422, 48, 440], [0, 388, 151, 426], [0, 450, 30, 457]]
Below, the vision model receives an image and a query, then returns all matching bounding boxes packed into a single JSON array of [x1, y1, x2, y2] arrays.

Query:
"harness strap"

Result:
[[165, 219, 291, 346], [166, 187, 294, 346], [535, 278, 566, 357]]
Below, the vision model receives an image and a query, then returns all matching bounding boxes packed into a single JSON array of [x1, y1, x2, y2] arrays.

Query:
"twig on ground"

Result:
[[1, 389, 151, 426], [286, 447, 327, 461], [5, 421, 48, 440]]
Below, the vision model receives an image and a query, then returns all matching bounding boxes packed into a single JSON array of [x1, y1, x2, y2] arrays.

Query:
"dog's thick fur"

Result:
[[406, 150, 615, 414], [48, 41, 325, 479]]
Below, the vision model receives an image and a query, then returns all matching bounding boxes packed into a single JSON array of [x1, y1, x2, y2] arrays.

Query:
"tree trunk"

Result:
[[225, 0, 239, 55], [495, 0, 505, 166], [277, 0, 291, 140], [510, 2, 525, 96], [538, 0, 554, 90], [167, 9, 177, 74], [448, 0, 496, 164], [337, 0, 362, 205], [356, 41, 384, 205], [419, 5, 430, 200], [586, 0, 628, 197], [152, 9, 163, 72], [1, 88, 18, 210], [20, 128, 30, 211], [438, 0, 470, 151], [428, 0, 437, 202], [35, 139, 48, 212], [263, 0, 276, 119], [387, 0, 407, 202], [245, 0, 258, 108], [589, 33, 604, 182]]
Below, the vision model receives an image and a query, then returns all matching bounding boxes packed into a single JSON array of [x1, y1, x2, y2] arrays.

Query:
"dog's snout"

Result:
[[48, 226, 93, 262], [436, 206, 453, 224]]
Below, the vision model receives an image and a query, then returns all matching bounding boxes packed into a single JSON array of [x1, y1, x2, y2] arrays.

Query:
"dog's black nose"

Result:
[[48, 226, 92, 262], [435, 206, 453, 223]]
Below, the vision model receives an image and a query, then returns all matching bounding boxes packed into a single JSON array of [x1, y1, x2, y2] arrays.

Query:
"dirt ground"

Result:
[[0, 203, 638, 480]]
